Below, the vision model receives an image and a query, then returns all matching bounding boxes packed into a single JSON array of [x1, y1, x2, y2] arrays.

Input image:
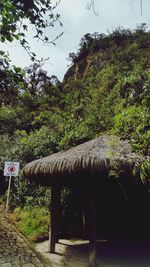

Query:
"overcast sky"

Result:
[[1, 0, 150, 81]]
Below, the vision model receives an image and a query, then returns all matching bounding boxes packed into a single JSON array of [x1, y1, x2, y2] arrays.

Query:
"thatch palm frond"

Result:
[[23, 135, 144, 186]]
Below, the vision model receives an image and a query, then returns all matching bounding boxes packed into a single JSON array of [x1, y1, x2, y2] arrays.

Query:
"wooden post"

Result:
[[88, 181, 97, 267], [82, 184, 87, 239], [49, 185, 61, 253]]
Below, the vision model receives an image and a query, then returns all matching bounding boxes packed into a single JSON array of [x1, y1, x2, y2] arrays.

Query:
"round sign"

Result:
[[8, 165, 16, 174], [4, 162, 20, 176]]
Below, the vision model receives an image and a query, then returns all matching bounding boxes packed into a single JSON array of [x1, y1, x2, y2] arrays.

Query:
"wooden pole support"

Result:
[[49, 185, 61, 253], [88, 181, 97, 267]]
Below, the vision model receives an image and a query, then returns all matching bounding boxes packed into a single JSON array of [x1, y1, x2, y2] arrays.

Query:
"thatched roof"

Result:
[[23, 135, 144, 186]]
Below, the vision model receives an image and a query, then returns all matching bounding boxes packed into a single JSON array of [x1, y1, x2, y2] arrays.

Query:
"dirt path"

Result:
[[0, 206, 50, 267]]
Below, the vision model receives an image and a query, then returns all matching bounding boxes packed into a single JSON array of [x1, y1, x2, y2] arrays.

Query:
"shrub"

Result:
[[12, 206, 50, 242]]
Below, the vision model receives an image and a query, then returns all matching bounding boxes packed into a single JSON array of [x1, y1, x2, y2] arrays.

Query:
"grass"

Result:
[[12, 206, 50, 242]]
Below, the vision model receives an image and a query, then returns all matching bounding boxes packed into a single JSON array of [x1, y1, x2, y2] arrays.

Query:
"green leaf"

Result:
[[2, 9, 6, 17], [1, 36, 5, 43], [14, 67, 22, 73], [6, 35, 14, 42]]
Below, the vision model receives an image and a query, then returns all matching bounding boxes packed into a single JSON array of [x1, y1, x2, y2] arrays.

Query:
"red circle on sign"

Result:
[[8, 166, 16, 173]]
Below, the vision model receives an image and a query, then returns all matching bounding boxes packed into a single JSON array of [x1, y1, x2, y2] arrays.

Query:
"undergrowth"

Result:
[[12, 206, 50, 242]]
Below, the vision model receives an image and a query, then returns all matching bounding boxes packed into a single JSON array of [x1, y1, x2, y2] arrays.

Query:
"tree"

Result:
[[0, 50, 25, 106], [24, 63, 52, 97], [0, 0, 63, 60]]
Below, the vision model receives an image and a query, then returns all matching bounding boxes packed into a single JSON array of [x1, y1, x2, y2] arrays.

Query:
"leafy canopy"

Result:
[[0, 0, 62, 60]]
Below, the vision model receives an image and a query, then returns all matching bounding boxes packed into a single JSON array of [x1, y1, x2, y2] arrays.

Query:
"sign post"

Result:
[[6, 175, 12, 212], [4, 162, 20, 211]]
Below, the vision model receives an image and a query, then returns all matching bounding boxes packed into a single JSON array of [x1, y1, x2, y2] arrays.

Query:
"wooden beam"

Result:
[[49, 185, 61, 253], [88, 181, 97, 267], [82, 184, 87, 239]]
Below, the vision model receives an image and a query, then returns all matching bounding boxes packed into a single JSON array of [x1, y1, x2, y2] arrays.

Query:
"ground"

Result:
[[1, 204, 150, 267], [0, 205, 50, 267], [36, 238, 150, 267]]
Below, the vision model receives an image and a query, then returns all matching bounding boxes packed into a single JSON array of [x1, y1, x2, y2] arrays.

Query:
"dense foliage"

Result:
[[12, 206, 50, 241], [66, 25, 150, 153]]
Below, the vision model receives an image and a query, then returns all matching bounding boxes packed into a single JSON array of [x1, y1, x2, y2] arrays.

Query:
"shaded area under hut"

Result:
[[23, 135, 149, 267]]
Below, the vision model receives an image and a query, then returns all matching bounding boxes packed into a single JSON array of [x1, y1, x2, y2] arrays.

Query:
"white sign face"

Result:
[[4, 162, 20, 176]]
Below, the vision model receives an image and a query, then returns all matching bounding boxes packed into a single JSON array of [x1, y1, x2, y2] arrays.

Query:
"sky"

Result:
[[1, 0, 150, 81]]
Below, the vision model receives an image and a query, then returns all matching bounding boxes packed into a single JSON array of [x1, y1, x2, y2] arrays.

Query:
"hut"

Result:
[[23, 135, 145, 267]]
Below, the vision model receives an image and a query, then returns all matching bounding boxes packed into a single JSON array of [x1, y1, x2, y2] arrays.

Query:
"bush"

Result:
[[112, 106, 150, 155], [12, 206, 50, 242]]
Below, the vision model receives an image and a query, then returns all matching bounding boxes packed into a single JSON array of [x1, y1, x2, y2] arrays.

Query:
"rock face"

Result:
[[63, 54, 93, 82], [0, 207, 49, 267]]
